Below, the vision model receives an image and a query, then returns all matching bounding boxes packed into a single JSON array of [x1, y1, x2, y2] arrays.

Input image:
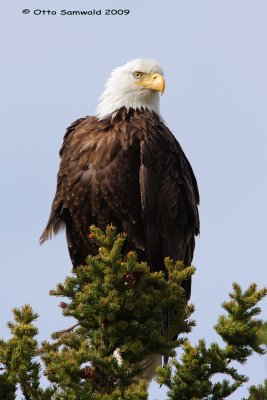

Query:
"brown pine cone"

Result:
[[80, 366, 98, 380], [59, 302, 68, 309], [124, 272, 138, 289]]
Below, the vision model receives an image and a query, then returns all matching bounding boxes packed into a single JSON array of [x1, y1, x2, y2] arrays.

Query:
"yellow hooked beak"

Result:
[[136, 73, 165, 95]]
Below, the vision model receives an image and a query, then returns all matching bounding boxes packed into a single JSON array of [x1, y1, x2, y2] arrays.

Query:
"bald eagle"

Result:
[[40, 59, 199, 378]]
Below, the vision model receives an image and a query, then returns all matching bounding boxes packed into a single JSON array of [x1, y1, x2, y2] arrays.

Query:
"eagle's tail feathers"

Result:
[[39, 214, 65, 245]]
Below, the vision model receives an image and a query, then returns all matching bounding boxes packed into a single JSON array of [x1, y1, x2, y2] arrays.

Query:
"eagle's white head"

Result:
[[96, 58, 165, 120]]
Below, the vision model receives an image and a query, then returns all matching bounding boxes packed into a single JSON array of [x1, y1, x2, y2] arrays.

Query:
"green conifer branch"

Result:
[[43, 225, 195, 398], [0, 226, 266, 399], [0, 305, 55, 399], [0, 373, 16, 400], [157, 283, 267, 399], [243, 379, 267, 400]]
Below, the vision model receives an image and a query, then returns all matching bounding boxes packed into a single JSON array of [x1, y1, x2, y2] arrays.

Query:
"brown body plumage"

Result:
[[40, 107, 199, 299]]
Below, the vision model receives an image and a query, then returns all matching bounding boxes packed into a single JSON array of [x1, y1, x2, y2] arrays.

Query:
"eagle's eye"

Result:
[[134, 71, 143, 79]]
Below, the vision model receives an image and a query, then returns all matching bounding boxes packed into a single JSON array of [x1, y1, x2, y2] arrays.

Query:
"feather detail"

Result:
[[40, 107, 199, 296]]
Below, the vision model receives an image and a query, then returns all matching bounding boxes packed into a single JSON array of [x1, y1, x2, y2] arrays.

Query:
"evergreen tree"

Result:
[[0, 226, 266, 399]]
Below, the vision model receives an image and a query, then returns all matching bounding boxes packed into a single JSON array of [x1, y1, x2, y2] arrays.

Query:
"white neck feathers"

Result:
[[96, 91, 160, 120]]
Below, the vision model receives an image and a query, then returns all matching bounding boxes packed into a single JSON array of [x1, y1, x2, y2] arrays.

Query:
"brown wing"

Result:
[[39, 117, 86, 244], [139, 111, 200, 298], [40, 110, 146, 266], [40, 108, 199, 283]]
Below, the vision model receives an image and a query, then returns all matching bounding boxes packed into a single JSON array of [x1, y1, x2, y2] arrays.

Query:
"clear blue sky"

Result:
[[1, 1, 267, 398]]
